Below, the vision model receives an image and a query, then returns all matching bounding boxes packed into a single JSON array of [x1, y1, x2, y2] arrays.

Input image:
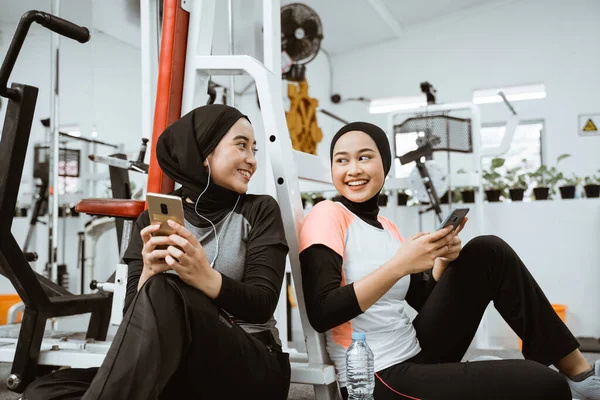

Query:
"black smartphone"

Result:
[[437, 208, 470, 231]]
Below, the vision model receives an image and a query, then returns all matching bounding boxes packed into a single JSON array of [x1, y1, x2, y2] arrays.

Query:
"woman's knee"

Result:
[[461, 235, 516, 266], [133, 274, 189, 315], [464, 235, 510, 254], [141, 273, 176, 297], [455, 235, 523, 283], [140, 273, 214, 316]]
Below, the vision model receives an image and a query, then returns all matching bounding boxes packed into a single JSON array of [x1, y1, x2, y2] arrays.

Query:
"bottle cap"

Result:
[[352, 332, 366, 340]]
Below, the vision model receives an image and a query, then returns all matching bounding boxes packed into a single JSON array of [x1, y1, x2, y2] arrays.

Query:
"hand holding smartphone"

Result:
[[437, 207, 469, 231], [146, 193, 185, 250]]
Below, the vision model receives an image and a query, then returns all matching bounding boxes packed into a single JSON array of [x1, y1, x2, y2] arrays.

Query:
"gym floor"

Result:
[[0, 350, 596, 399]]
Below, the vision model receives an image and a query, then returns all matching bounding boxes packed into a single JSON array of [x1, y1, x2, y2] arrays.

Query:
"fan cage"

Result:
[[394, 115, 473, 156], [281, 3, 323, 65]]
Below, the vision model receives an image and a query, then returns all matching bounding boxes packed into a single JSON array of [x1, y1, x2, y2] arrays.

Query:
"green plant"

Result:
[[556, 153, 571, 164], [527, 153, 571, 194], [553, 154, 580, 187], [528, 165, 559, 188], [584, 170, 600, 185], [451, 188, 463, 203], [504, 159, 529, 190], [482, 158, 507, 191], [559, 173, 580, 187]]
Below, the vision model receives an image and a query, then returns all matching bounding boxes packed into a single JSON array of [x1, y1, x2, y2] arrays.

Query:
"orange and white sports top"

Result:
[[299, 200, 421, 387]]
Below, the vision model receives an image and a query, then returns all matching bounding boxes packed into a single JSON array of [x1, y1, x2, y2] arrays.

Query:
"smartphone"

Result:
[[146, 193, 185, 249], [437, 207, 469, 231]]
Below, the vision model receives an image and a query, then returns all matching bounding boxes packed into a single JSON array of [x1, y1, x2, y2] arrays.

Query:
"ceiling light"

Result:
[[369, 95, 428, 114], [473, 83, 546, 105]]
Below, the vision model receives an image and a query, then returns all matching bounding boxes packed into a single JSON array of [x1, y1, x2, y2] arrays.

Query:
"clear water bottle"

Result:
[[346, 332, 374, 399]]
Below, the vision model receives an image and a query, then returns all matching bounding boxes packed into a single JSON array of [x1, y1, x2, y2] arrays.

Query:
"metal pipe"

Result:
[[0, 10, 88, 101], [59, 131, 118, 148], [497, 91, 517, 115], [48, 0, 61, 283], [318, 108, 349, 125], [228, 0, 235, 106]]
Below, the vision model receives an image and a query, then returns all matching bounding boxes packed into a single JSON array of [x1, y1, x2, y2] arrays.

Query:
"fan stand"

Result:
[[283, 63, 306, 82], [415, 160, 443, 223], [399, 143, 443, 224]]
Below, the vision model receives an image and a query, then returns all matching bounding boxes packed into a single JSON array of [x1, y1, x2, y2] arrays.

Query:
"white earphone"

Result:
[[194, 159, 240, 267]]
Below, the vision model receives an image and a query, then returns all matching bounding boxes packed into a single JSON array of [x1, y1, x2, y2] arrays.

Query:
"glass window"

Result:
[[481, 121, 543, 173]]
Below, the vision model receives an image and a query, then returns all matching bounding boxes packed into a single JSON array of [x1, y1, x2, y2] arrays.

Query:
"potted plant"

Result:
[[397, 189, 409, 206], [301, 193, 326, 208], [584, 171, 600, 198], [527, 154, 570, 200], [456, 169, 475, 203], [558, 173, 580, 199], [378, 191, 389, 206], [439, 188, 462, 204], [482, 158, 506, 202], [451, 188, 463, 203], [301, 193, 312, 208], [504, 160, 528, 201]]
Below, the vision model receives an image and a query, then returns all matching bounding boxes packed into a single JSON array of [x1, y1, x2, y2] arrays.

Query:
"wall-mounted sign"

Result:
[[579, 114, 600, 136]]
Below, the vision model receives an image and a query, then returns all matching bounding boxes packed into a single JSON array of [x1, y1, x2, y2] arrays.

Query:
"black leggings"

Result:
[[23, 274, 291, 400], [349, 235, 577, 400]]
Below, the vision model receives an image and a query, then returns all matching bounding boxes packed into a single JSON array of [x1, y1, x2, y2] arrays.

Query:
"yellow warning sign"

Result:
[[583, 119, 598, 132], [579, 115, 600, 136]]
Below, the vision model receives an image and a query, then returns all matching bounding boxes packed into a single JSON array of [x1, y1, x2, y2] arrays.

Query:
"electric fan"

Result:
[[281, 3, 323, 81]]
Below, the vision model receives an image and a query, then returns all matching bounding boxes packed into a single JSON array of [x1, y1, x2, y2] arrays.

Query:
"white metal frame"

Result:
[[179, 2, 338, 397], [140, 0, 160, 141]]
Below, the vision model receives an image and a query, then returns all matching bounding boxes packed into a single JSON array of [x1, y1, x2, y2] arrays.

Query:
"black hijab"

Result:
[[156, 104, 250, 227], [330, 122, 392, 229]]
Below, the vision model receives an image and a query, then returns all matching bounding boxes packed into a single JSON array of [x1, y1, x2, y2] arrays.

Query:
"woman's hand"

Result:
[[394, 225, 455, 276], [164, 220, 223, 299], [138, 224, 174, 290], [432, 217, 468, 281]]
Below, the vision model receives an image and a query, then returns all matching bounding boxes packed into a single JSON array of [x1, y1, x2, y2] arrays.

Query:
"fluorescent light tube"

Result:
[[473, 83, 546, 105], [369, 95, 428, 114]]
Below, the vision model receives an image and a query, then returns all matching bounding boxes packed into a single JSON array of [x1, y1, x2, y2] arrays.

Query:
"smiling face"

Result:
[[204, 118, 257, 194], [331, 130, 385, 203]]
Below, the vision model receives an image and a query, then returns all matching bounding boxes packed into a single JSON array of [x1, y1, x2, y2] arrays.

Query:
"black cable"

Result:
[[321, 47, 335, 100], [321, 47, 370, 105]]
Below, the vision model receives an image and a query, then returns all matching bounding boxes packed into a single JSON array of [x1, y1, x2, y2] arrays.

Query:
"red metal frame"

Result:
[[147, 0, 189, 197]]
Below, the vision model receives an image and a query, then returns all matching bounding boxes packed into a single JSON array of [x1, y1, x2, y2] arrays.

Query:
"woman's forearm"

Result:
[[137, 270, 151, 291], [353, 256, 408, 312], [192, 268, 223, 299]]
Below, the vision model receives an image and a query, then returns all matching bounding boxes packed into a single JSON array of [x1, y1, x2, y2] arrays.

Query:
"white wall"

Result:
[[327, 0, 600, 177]]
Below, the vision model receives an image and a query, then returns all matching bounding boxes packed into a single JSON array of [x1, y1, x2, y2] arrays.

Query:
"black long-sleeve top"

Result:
[[122, 195, 288, 334]]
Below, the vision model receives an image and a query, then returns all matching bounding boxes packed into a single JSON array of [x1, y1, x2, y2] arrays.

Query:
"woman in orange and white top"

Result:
[[299, 122, 597, 400]]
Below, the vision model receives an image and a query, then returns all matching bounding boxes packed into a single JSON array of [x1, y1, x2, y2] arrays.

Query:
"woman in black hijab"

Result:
[[23, 105, 291, 400], [299, 122, 590, 400]]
